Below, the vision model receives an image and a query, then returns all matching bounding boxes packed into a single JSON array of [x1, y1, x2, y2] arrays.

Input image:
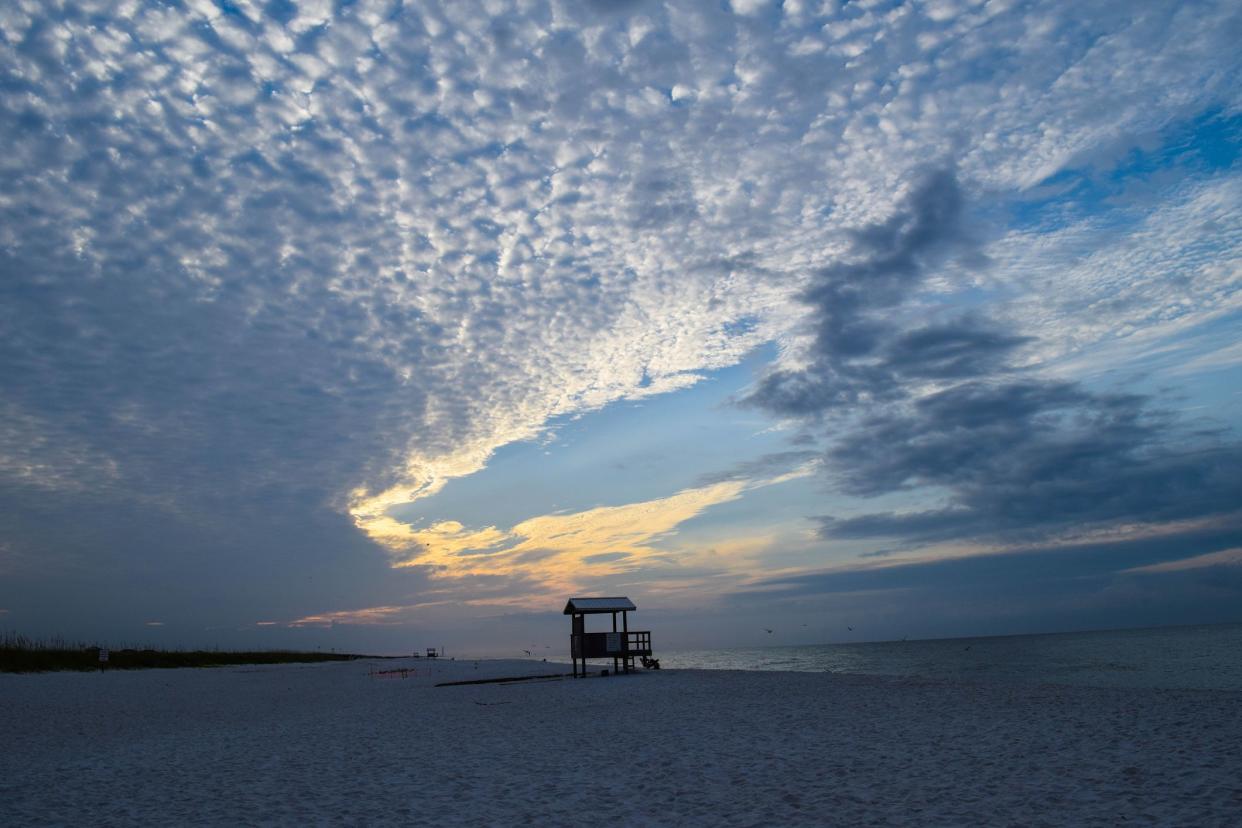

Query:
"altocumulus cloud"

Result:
[[0, 0, 1240, 637]]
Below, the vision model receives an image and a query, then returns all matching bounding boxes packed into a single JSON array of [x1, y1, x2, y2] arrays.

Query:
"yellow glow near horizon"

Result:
[[306, 461, 820, 623], [391, 479, 750, 592], [293, 498, 1237, 627], [289, 604, 414, 627]]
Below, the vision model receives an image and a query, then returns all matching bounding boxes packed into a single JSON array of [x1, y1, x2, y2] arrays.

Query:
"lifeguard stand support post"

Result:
[[564, 596, 653, 677]]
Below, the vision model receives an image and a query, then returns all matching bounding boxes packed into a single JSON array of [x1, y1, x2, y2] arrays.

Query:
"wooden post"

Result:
[[571, 612, 582, 677], [612, 611, 618, 675], [623, 611, 630, 672]]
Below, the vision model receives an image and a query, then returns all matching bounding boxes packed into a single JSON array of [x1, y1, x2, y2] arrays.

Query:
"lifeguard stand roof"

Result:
[[563, 597, 636, 614]]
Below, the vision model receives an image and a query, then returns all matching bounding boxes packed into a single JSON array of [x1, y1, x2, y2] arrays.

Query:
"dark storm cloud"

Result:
[[745, 167, 1242, 551], [743, 168, 992, 415], [882, 320, 1030, 381], [822, 382, 1242, 542]]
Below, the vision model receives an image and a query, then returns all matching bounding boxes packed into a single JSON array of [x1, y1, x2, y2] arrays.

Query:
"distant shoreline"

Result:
[[0, 642, 388, 673]]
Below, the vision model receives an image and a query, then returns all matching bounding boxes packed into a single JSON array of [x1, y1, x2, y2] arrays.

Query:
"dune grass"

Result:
[[1, 632, 377, 673]]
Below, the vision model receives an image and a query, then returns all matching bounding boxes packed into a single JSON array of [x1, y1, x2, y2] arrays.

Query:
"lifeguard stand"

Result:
[[564, 596, 654, 678]]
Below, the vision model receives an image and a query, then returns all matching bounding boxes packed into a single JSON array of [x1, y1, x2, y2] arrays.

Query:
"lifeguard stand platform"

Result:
[[564, 596, 654, 678]]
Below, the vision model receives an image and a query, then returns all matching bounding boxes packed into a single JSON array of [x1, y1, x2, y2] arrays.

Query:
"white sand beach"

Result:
[[3, 658, 1240, 826]]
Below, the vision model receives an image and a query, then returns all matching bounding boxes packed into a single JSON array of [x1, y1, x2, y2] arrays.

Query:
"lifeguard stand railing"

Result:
[[625, 630, 651, 654]]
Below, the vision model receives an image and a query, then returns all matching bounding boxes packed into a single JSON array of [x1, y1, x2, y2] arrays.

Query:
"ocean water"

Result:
[[662, 623, 1242, 691]]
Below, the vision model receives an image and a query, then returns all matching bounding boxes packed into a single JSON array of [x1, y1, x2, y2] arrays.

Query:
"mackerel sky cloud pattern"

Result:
[[1, 0, 1239, 647]]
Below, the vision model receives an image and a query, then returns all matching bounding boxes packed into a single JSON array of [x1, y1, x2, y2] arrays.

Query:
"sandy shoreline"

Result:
[[4, 658, 1240, 825]]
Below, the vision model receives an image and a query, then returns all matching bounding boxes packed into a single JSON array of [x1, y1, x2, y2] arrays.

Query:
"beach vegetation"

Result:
[[0, 631, 375, 673]]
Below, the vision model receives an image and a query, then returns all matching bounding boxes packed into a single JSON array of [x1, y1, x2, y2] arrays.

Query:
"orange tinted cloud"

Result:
[[288, 604, 416, 627], [392, 479, 750, 594]]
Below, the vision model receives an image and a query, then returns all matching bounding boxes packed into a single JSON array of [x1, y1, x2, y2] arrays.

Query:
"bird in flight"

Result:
[[523, 649, 532, 656], [765, 628, 773, 634], [847, 625, 854, 632]]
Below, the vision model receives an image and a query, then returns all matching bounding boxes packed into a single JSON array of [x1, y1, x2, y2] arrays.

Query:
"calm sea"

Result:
[[662, 623, 1242, 691]]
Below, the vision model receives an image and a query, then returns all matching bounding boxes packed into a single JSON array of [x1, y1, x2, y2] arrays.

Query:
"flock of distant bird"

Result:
[[521, 627, 976, 654], [765, 625, 854, 640]]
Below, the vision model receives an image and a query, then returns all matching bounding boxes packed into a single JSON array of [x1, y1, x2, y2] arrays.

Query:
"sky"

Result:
[[1, 0, 1240, 656]]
